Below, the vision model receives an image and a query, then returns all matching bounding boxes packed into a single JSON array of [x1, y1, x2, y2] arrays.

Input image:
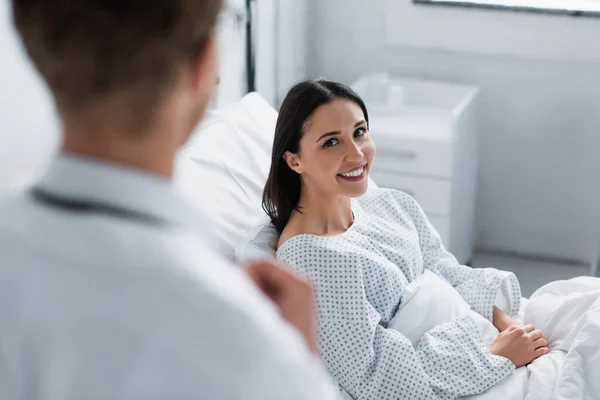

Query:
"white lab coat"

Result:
[[0, 153, 339, 399]]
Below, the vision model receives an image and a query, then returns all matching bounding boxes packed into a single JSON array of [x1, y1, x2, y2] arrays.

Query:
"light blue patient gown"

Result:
[[277, 188, 522, 400]]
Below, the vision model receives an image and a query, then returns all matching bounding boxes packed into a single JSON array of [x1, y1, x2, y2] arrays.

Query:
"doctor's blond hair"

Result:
[[11, 0, 222, 126], [263, 79, 369, 233]]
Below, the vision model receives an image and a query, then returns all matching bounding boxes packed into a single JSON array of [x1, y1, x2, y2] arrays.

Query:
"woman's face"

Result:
[[285, 99, 376, 199]]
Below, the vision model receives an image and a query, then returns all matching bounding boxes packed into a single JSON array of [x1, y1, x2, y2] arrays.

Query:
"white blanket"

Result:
[[464, 276, 600, 400]]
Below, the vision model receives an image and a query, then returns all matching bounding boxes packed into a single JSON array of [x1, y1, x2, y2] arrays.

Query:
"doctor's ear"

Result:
[[283, 151, 303, 174]]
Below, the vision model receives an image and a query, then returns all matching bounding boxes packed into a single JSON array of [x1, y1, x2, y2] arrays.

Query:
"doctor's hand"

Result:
[[489, 324, 549, 368], [245, 261, 318, 354]]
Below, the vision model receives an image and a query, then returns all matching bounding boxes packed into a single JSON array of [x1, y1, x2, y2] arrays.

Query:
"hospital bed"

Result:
[[176, 92, 600, 400]]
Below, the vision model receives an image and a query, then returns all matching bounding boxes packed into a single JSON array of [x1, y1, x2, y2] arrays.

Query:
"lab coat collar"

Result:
[[35, 152, 209, 232]]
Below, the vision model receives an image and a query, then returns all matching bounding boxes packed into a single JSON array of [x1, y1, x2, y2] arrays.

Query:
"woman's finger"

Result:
[[529, 329, 544, 340], [533, 337, 548, 349], [533, 346, 549, 358]]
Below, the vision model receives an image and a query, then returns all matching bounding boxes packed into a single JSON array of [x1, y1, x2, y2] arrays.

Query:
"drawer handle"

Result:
[[377, 148, 418, 160], [395, 150, 417, 160]]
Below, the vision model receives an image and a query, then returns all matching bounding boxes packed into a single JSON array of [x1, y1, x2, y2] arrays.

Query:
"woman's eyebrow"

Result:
[[316, 121, 367, 142], [316, 131, 340, 142]]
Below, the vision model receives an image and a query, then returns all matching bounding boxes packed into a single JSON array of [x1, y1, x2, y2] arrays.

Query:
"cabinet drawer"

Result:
[[372, 135, 453, 178], [369, 170, 451, 216], [427, 215, 451, 248]]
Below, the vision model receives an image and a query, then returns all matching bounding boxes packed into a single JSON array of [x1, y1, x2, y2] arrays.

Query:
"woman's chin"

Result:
[[336, 175, 369, 197]]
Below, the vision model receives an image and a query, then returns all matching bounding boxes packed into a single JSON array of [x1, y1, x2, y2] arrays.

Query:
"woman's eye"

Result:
[[324, 138, 339, 147], [355, 128, 366, 137]]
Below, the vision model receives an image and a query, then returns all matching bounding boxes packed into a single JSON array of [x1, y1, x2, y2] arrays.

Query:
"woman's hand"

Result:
[[493, 306, 518, 332], [489, 324, 549, 368]]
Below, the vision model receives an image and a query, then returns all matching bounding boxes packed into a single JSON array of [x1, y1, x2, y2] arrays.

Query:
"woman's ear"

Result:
[[283, 151, 304, 174]]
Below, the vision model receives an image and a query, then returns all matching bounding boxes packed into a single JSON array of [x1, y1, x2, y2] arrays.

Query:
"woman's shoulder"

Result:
[[277, 224, 303, 250], [276, 234, 366, 290], [359, 186, 414, 202], [276, 232, 359, 271], [277, 232, 341, 259], [356, 187, 420, 216]]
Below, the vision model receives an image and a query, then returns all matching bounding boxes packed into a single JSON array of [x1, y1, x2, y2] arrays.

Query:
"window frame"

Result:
[[413, 0, 600, 17]]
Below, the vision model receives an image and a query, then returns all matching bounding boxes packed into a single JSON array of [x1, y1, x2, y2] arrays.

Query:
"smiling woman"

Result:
[[264, 79, 559, 400], [262, 79, 373, 236], [290, 99, 372, 191]]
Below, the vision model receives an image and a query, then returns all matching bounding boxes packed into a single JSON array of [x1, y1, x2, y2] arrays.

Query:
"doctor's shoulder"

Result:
[[148, 238, 341, 398]]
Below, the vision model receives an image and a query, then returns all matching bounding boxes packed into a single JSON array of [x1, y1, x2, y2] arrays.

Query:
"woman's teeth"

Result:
[[339, 167, 365, 178]]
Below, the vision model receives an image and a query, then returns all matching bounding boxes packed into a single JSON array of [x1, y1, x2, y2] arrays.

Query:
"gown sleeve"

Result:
[[397, 191, 522, 322]]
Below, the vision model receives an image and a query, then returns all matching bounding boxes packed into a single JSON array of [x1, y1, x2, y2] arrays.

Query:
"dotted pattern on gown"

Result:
[[277, 188, 520, 400]]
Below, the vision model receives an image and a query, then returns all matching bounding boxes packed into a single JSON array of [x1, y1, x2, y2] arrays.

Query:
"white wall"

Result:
[[0, 0, 60, 190], [275, 0, 309, 103], [255, 0, 278, 105], [385, 0, 600, 63], [256, 0, 309, 105], [214, 0, 247, 108], [309, 0, 600, 263]]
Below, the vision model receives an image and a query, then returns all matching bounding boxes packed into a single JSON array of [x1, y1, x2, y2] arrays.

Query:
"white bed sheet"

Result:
[[464, 276, 600, 400]]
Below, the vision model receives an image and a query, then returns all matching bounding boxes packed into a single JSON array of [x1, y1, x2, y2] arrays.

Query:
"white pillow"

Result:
[[388, 270, 471, 348], [235, 216, 280, 263], [175, 93, 277, 260]]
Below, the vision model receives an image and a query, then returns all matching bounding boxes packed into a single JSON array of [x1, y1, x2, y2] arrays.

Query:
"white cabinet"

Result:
[[354, 76, 480, 265]]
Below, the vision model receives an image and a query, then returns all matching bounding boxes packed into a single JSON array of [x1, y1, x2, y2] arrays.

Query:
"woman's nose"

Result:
[[346, 142, 364, 162]]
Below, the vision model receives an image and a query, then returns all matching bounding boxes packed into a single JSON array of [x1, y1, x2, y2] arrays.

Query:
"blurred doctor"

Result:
[[0, 1, 338, 399]]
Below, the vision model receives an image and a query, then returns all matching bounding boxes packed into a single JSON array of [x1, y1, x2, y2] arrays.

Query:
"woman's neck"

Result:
[[295, 186, 354, 236]]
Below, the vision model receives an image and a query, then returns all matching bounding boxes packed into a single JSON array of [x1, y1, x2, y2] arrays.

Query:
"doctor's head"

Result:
[[263, 79, 376, 233], [11, 0, 222, 153]]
